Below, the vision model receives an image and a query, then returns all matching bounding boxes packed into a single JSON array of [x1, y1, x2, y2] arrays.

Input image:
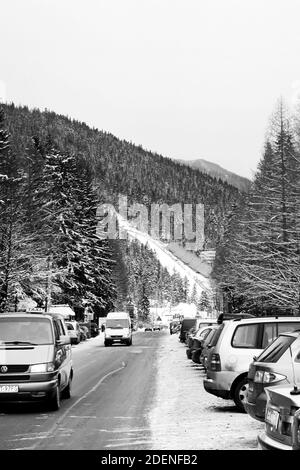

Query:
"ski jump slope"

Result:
[[116, 213, 212, 296]]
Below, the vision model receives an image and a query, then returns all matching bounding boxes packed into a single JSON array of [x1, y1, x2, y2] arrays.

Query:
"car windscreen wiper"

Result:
[[2, 341, 38, 345]]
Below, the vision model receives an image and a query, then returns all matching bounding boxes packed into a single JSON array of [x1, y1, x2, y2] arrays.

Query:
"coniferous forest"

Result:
[[0, 103, 242, 318], [213, 100, 300, 316]]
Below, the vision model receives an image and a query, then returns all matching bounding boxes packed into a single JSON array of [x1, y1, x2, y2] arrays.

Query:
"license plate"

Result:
[[266, 408, 279, 429], [0, 385, 19, 393]]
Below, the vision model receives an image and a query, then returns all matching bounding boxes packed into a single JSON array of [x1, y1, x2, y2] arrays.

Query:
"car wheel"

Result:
[[191, 349, 201, 364], [104, 340, 110, 347], [48, 384, 61, 411], [186, 349, 192, 359], [127, 338, 132, 346], [61, 375, 72, 399], [233, 377, 248, 412]]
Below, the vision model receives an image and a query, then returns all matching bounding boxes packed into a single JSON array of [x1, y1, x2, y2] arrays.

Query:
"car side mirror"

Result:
[[57, 335, 70, 346]]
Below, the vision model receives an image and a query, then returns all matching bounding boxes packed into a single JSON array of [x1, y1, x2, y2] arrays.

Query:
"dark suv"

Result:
[[245, 330, 300, 421]]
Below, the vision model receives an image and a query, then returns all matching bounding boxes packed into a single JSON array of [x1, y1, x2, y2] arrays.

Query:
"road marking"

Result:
[[30, 363, 126, 449]]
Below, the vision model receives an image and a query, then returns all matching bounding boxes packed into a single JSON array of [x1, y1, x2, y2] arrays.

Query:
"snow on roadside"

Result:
[[148, 333, 264, 450]]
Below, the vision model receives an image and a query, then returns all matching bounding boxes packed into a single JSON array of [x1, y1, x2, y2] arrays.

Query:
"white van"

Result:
[[104, 312, 132, 347]]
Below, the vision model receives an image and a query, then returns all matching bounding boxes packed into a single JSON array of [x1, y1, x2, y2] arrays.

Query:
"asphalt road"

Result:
[[0, 330, 161, 450]]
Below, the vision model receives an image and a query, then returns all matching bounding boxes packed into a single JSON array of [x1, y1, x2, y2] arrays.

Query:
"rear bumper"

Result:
[[244, 394, 266, 422], [0, 379, 58, 403], [203, 378, 231, 399], [106, 337, 131, 344], [258, 432, 292, 451]]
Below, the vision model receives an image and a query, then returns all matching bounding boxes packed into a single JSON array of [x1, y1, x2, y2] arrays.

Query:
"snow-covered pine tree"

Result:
[[0, 108, 28, 311]]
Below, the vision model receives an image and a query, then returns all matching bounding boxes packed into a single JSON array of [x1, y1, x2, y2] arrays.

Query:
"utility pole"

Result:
[[45, 252, 53, 313]]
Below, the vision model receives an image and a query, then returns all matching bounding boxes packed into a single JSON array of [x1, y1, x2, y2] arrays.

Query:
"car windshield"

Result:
[[257, 335, 296, 363], [0, 317, 53, 345], [106, 319, 129, 328]]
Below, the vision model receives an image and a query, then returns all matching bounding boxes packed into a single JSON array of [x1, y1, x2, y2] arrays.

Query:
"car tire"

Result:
[[104, 340, 111, 347], [186, 348, 192, 359], [127, 338, 132, 346], [61, 375, 72, 399], [233, 377, 248, 412], [48, 384, 61, 411], [191, 349, 201, 364]]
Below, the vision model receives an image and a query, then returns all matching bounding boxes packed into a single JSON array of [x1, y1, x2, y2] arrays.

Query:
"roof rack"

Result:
[[217, 312, 255, 324]]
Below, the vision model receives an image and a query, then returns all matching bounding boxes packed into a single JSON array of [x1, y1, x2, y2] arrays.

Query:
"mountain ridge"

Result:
[[177, 158, 251, 192]]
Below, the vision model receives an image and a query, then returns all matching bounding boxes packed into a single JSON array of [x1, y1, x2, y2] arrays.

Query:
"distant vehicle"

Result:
[[191, 326, 219, 365], [245, 330, 300, 422], [144, 326, 153, 332], [204, 316, 300, 411], [199, 326, 221, 368], [258, 383, 300, 450], [65, 320, 81, 345], [170, 321, 180, 335], [79, 322, 91, 339], [186, 319, 218, 348], [79, 325, 89, 341], [186, 325, 214, 360], [153, 325, 161, 331], [0, 312, 73, 410], [179, 318, 197, 343], [104, 311, 132, 347]]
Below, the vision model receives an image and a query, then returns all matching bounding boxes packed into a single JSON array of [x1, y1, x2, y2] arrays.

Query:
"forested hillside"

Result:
[[1, 103, 242, 248], [0, 102, 245, 318], [212, 100, 300, 316]]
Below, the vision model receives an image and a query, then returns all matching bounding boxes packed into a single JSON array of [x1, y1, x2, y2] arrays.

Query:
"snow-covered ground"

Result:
[[148, 333, 264, 450]]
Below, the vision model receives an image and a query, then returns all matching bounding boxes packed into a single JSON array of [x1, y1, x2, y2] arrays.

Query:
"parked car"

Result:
[[170, 321, 181, 335], [0, 312, 73, 410], [78, 322, 91, 339], [79, 325, 89, 341], [181, 318, 218, 344], [191, 327, 219, 364], [90, 322, 99, 337], [153, 325, 161, 331], [65, 320, 81, 345], [203, 316, 300, 411], [258, 383, 300, 450], [245, 330, 300, 422], [144, 326, 153, 332], [197, 325, 221, 367], [179, 318, 197, 343], [186, 319, 218, 349], [186, 325, 216, 360]]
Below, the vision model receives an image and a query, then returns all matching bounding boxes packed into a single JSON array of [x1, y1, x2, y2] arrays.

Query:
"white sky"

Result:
[[1, 0, 300, 178]]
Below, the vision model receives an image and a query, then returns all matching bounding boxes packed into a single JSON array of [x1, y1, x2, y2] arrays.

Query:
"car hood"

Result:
[[0, 345, 54, 365]]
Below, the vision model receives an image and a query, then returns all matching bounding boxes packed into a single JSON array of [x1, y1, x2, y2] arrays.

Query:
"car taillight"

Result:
[[254, 370, 286, 384], [210, 353, 221, 371], [292, 409, 300, 450]]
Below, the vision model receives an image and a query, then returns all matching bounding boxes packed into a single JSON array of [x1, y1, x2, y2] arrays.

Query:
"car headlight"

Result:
[[30, 363, 55, 373]]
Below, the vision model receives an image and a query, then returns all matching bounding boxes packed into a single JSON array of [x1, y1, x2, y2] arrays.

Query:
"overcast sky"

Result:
[[1, 0, 300, 178]]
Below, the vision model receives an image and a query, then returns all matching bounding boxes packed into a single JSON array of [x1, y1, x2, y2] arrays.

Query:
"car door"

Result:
[[53, 319, 69, 388]]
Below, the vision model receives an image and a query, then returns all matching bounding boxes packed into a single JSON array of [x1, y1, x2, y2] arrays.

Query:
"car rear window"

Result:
[[209, 324, 224, 347], [232, 324, 260, 348], [257, 335, 296, 363]]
